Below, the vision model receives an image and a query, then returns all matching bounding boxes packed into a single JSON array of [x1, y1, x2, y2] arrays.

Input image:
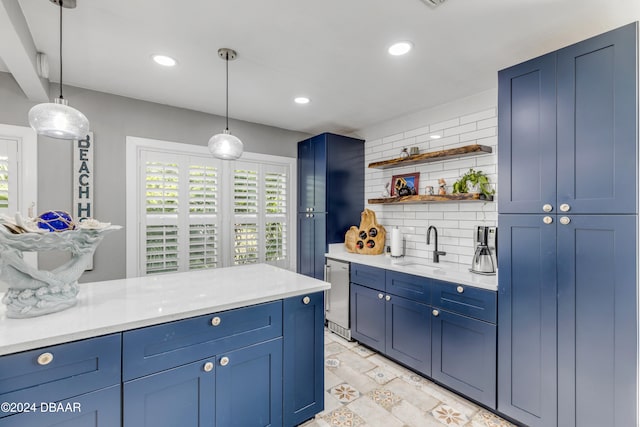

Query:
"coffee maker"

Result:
[[470, 226, 497, 275]]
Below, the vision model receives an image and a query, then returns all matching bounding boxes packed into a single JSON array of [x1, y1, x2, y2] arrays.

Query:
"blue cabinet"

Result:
[[283, 292, 324, 427], [297, 133, 364, 279], [351, 283, 386, 352], [497, 22, 638, 427]]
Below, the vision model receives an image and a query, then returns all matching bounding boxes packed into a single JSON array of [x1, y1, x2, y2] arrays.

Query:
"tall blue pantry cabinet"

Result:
[[497, 22, 638, 427], [297, 133, 364, 279]]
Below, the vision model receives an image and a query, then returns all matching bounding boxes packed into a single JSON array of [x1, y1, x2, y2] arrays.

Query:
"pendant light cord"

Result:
[[58, 0, 64, 99], [225, 51, 229, 131]]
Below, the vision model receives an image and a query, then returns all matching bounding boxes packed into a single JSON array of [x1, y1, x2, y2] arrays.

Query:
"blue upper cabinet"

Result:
[[499, 22, 638, 215], [556, 23, 638, 214], [297, 133, 364, 279], [498, 53, 557, 214]]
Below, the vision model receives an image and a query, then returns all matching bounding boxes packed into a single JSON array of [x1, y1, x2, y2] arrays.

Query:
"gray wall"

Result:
[[0, 71, 310, 282]]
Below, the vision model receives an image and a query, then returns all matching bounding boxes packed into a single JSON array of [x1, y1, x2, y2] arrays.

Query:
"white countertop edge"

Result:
[[325, 247, 497, 291], [0, 264, 330, 356]]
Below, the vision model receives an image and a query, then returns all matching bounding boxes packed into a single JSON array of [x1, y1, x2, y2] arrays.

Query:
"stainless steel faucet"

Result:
[[427, 225, 446, 263]]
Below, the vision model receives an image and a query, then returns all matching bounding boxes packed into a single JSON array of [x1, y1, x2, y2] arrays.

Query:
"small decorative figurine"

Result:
[[426, 185, 434, 195], [400, 148, 409, 159], [438, 178, 447, 195], [381, 182, 391, 198]]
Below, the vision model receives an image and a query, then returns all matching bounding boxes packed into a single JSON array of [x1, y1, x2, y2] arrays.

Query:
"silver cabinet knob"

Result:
[[560, 203, 570, 212], [432, 309, 439, 317], [542, 204, 553, 212], [385, 295, 391, 301], [378, 293, 384, 299], [203, 362, 214, 372], [543, 216, 553, 224], [560, 216, 571, 225], [309, 213, 314, 218], [456, 286, 464, 293], [37, 352, 53, 366], [211, 316, 221, 326], [302, 296, 310, 305], [220, 356, 230, 367]]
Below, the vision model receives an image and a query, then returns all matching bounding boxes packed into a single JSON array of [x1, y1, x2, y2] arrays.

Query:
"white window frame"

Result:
[[0, 124, 38, 269], [125, 136, 296, 277]]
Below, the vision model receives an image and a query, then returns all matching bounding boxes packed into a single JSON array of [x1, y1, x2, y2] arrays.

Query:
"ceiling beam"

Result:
[[0, 0, 49, 102]]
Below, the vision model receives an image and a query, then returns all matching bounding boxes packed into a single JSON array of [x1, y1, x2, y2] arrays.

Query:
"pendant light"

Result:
[[28, 0, 89, 140], [208, 48, 243, 160]]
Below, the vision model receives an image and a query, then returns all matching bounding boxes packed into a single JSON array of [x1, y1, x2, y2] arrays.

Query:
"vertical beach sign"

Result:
[[73, 132, 94, 269]]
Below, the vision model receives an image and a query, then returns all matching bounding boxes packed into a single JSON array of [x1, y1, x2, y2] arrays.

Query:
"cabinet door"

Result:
[[350, 283, 386, 352], [498, 53, 557, 214], [310, 135, 327, 212], [497, 214, 557, 427], [557, 23, 637, 214], [216, 338, 283, 427], [297, 213, 326, 279], [297, 136, 326, 213], [123, 359, 215, 427], [557, 215, 637, 427], [0, 385, 120, 427], [283, 292, 324, 427], [385, 294, 431, 376], [432, 309, 496, 408]]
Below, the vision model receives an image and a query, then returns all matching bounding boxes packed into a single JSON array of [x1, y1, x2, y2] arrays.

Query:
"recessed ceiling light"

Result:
[[430, 134, 442, 139], [388, 42, 413, 56], [152, 55, 177, 67], [294, 97, 310, 104]]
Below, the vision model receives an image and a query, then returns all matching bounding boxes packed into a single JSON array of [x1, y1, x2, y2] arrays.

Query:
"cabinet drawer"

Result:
[[431, 281, 497, 323], [350, 263, 385, 291], [0, 333, 121, 417], [386, 271, 431, 303], [123, 301, 282, 380]]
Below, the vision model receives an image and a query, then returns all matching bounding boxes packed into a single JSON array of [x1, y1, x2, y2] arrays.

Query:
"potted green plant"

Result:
[[452, 168, 495, 199]]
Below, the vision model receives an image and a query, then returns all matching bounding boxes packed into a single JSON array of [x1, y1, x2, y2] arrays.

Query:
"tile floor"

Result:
[[300, 329, 518, 427]]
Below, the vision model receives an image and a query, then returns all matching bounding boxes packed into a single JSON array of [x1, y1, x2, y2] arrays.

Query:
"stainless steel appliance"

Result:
[[324, 258, 351, 340], [470, 226, 497, 275]]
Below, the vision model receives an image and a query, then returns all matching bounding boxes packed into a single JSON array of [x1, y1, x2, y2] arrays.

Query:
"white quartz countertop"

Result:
[[0, 264, 330, 356], [325, 246, 497, 291]]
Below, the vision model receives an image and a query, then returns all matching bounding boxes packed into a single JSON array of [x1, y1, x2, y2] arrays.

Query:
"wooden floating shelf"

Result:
[[368, 144, 492, 169], [368, 193, 494, 204]]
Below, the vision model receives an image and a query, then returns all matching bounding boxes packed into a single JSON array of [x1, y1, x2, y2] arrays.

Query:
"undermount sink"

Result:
[[394, 261, 441, 272]]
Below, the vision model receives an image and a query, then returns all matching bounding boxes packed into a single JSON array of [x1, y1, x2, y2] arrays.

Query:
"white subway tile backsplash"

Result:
[[365, 105, 498, 266]]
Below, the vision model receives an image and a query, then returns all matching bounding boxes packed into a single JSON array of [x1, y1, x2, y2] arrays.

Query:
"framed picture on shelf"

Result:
[[391, 172, 420, 196]]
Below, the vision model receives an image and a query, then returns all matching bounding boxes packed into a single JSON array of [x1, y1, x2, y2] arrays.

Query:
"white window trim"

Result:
[[125, 136, 297, 277], [0, 124, 37, 267]]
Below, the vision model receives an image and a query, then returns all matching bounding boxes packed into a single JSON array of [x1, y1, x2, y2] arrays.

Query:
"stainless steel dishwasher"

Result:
[[324, 258, 351, 340]]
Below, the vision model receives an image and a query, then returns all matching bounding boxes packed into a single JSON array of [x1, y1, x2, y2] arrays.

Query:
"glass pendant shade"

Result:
[[28, 97, 89, 140], [208, 129, 244, 160]]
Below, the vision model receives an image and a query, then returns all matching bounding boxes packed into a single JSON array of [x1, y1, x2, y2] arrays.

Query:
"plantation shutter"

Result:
[[141, 150, 220, 274], [0, 138, 18, 214], [264, 164, 288, 268], [233, 162, 260, 265]]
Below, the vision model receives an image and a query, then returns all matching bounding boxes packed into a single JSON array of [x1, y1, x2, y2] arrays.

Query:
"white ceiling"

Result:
[[3, 0, 640, 134]]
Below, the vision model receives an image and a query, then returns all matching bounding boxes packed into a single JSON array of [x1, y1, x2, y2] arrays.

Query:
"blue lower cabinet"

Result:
[[431, 309, 496, 408], [0, 385, 120, 427], [123, 359, 215, 427], [283, 293, 324, 427], [350, 284, 386, 352], [385, 294, 431, 376], [216, 338, 283, 427]]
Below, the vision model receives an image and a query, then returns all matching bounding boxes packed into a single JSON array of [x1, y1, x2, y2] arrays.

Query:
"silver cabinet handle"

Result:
[[432, 309, 440, 317], [560, 216, 571, 225], [560, 203, 570, 212], [543, 204, 553, 212], [37, 352, 53, 366], [211, 316, 221, 326], [456, 286, 464, 293], [324, 264, 331, 282], [325, 290, 330, 312], [220, 356, 230, 367], [543, 216, 553, 224], [203, 362, 214, 372], [385, 295, 391, 301], [303, 296, 310, 305], [378, 293, 384, 299]]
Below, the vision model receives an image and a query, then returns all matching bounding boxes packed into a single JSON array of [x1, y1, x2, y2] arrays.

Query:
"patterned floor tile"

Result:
[[431, 404, 469, 426], [326, 341, 349, 356], [366, 365, 399, 385], [330, 383, 360, 403], [325, 358, 340, 368], [347, 396, 405, 427], [367, 388, 402, 410], [322, 406, 365, 427], [350, 345, 375, 357], [471, 410, 517, 427]]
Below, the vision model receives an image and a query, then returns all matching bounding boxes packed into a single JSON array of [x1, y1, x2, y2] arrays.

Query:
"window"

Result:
[[126, 137, 296, 277]]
